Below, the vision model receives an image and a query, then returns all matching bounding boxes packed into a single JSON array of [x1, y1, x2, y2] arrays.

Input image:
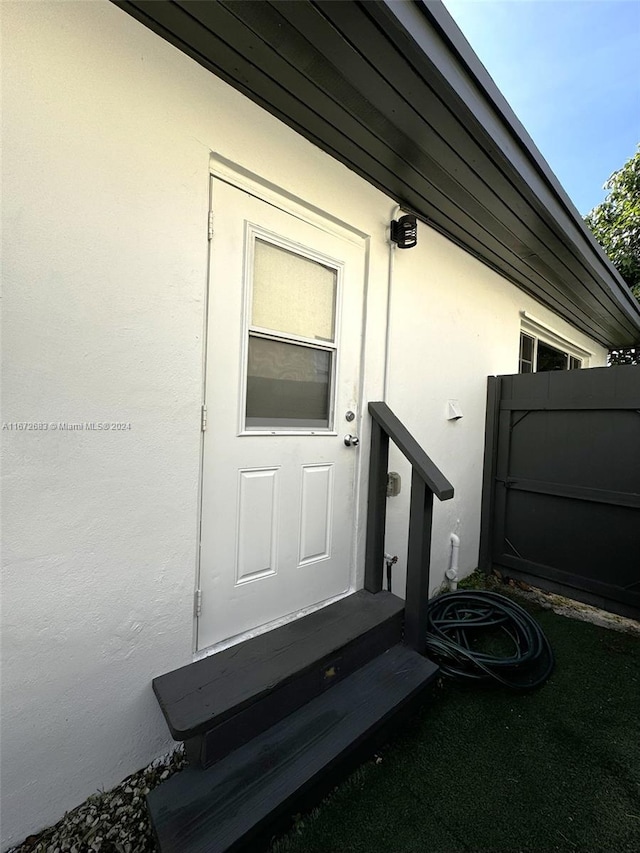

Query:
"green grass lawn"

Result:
[[271, 598, 640, 852]]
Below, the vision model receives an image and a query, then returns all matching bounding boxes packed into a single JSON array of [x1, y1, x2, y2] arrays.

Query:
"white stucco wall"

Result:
[[1, 1, 607, 848], [383, 227, 607, 599]]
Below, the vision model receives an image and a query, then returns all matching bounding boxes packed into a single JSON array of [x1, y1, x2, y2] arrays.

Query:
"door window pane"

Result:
[[252, 240, 337, 342], [246, 337, 331, 429]]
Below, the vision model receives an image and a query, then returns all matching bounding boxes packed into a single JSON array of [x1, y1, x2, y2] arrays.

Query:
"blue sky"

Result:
[[442, 0, 640, 215]]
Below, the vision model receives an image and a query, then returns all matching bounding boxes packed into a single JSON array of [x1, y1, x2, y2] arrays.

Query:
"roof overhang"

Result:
[[114, 0, 640, 348]]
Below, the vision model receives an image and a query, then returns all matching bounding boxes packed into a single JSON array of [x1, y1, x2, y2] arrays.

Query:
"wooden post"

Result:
[[364, 416, 389, 593], [479, 376, 501, 574], [404, 471, 434, 653]]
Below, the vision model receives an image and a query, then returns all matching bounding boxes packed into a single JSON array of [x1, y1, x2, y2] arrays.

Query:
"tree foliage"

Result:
[[585, 145, 640, 297], [585, 146, 640, 363]]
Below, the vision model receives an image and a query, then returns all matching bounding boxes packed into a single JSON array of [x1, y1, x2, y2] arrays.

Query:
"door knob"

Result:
[[344, 434, 360, 447]]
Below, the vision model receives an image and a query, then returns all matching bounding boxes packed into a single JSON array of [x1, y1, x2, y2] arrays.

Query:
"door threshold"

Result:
[[194, 588, 355, 661]]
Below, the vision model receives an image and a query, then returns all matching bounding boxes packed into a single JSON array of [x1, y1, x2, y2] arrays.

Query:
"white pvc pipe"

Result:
[[446, 532, 460, 591]]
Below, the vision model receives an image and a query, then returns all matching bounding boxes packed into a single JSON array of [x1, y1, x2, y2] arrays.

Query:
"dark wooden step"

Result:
[[148, 644, 438, 853], [153, 590, 404, 767]]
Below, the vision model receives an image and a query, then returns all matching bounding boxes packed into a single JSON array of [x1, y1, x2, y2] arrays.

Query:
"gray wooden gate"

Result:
[[480, 365, 640, 620]]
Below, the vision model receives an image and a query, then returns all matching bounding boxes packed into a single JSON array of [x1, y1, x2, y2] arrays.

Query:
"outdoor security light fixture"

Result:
[[390, 214, 418, 249]]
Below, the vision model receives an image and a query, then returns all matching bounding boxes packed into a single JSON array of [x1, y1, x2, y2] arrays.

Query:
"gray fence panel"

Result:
[[480, 365, 640, 620]]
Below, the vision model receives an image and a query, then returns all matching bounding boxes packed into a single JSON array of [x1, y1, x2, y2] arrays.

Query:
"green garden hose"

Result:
[[424, 590, 554, 689]]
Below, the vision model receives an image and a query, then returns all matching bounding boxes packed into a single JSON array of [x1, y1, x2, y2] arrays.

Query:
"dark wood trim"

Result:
[[500, 398, 640, 411], [364, 402, 453, 652], [364, 416, 389, 593], [404, 474, 434, 654], [148, 646, 439, 853], [491, 409, 512, 563], [369, 0, 640, 342], [479, 376, 501, 572], [308, 1, 630, 338], [386, 1, 640, 322], [483, 367, 640, 620], [496, 554, 640, 610], [503, 477, 640, 509], [193, 609, 403, 768], [114, 0, 640, 347], [153, 590, 403, 740], [368, 402, 454, 500]]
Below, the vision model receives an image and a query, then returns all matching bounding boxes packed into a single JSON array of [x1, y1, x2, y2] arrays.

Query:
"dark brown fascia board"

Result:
[[308, 0, 633, 343], [170, 0, 620, 344], [111, 0, 640, 348], [409, 0, 640, 327]]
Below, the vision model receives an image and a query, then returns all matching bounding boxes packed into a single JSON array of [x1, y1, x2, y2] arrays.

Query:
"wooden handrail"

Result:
[[368, 403, 454, 499], [365, 402, 454, 653]]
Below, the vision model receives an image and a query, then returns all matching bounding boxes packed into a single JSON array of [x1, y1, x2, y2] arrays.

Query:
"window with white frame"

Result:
[[518, 313, 590, 374]]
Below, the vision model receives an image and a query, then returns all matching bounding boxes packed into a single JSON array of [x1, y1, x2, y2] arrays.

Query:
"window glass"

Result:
[[519, 331, 582, 374], [252, 240, 337, 342], [536, 340, 568, 372], [246, 336, 331, 429], [519, 333, 535, 373]]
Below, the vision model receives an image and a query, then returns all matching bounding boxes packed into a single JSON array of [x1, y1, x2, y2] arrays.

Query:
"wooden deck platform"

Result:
[[148, 644, 438, 853], [154, 590, 404, 767]]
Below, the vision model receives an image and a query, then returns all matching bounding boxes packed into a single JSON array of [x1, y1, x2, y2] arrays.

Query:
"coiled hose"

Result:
[[425, 590, 554, 690]]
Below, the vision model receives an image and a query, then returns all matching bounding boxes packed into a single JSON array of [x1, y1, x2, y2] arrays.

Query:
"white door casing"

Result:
[[198, 178, 366, 650]]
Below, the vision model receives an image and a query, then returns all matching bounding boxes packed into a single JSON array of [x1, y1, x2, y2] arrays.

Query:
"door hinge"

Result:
[[201, 404, 208, 432], [208, 210, 214, 241], [194, 589, 202, 618]]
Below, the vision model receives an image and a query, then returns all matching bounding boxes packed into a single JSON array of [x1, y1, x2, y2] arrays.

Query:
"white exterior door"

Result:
[[198, 178, 366, 650]]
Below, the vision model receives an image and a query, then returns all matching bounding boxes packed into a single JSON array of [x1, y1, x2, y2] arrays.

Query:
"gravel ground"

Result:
[[485, 568, 640, 636], [9, 748, 186, 853]]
